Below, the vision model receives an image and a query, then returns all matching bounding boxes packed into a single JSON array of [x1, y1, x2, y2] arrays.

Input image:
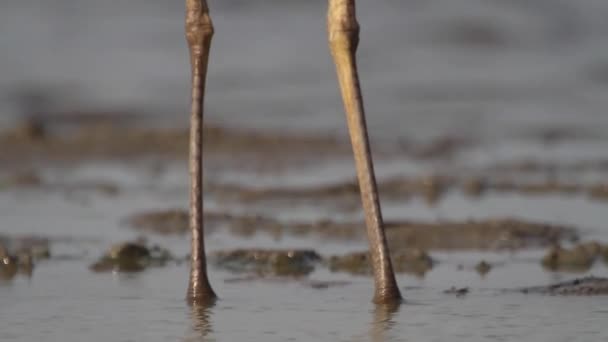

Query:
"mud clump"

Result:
[[5, 119, 47, 142], [0, 243, 19, 281], [90, 241, 174, 273], [588, 184, 608, 200], [516, 276, 608, 296], [541, 241, 608, 272], [0, 235, 50, 280], [0, 255, 20, 281], [462, 178, 486, 197], [444, 287, 469, 297], [475, 260, 492, 276], [212, 249, 321, 277], [0, 170, 43, 189], [329, 249, 434, 277]]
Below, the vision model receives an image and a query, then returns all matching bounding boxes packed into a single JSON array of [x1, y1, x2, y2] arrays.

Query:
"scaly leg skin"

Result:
[[327, 0, 402, 304], [185, 0, 217, 306]]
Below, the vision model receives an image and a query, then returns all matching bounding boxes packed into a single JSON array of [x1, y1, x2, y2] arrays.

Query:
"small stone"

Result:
[[475, 260, 492, 276], [444, 287, 469, 297], [90, 242, 154, 273], [0, 255, 19, 281], [541, 243, 597, 272]]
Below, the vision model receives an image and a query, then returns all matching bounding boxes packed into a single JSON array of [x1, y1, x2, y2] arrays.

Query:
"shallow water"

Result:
[[2, 137, 608, 341], [3, 0, 608, 340]]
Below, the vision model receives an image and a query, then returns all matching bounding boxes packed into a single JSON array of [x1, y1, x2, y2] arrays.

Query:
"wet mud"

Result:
[[514, 276, 608, 296], [328, 248, 434, 277], [5, 1, 608, 339], [208, 176, 608, 208], [0, 235, 50, 281], [124, 209, 578, 251], [0, 118, 479, 164], [90, 241, 176, 273], [4, 119, 608, 205], [384, 218, 578, 251], [1, 120, 608, 342], [212, 249, 321, 277], [0, 120, 350, 164], [541, 241, 608, 273]]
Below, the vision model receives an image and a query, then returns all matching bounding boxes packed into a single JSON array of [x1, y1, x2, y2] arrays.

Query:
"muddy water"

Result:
[[2, 135, 608, 341], [2, 0, 608, 341]]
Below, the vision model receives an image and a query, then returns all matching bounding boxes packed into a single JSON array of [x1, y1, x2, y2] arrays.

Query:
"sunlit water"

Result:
[[3, 0, 608, 340]]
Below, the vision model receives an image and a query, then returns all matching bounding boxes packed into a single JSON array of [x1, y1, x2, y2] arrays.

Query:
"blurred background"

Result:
[[3, 0, 608, 141], [3, 1, 608, 340]]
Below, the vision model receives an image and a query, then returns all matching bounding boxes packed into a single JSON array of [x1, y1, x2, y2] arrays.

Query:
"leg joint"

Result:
[[185, 0, 214, 53], [327, 0, 359, 50]]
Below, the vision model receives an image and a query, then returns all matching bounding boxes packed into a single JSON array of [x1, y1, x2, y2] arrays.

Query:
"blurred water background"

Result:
[[2, 0, 608, 140], [2, 1, 608, 341]]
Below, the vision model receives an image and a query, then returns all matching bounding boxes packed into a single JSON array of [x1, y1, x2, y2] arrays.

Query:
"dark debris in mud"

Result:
[[541, 241, 608, 273], [223, 275, 352, 290], [514, 276, 608, 296], [90, 241, 176, 273], [443, 287, 469, 297], [474, 260, 492, 276], [212, 249, 321, 277], [0, 235, 50, 281]]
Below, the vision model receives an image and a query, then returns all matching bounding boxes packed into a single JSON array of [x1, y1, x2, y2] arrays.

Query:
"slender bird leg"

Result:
[[185, 0, 217, 305], [327, 0, 402, 304]]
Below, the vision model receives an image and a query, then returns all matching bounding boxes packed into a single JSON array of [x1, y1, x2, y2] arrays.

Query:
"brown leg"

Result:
[[327, 0, 402, 304], [185, 0, 217, 305]]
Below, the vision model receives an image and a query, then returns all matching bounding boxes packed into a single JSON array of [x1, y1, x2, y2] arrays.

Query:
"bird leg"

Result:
[[185, 0, 217, 305], [327, 0, 402, 304]]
